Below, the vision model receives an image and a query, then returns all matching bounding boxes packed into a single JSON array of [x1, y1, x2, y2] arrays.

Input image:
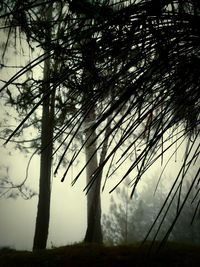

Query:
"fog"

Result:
[[0, 132, 193, 250], [0, 136, 117, 250], [0, 145, 87, 250]]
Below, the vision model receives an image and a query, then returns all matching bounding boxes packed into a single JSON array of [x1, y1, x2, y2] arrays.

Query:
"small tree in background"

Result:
[[102, 177, 141, 245], [103, 174, 200, 245]]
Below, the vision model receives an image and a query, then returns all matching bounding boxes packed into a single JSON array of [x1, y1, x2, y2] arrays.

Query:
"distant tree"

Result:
[[103, 172, 200, 245], [102, 177, 141, 245]]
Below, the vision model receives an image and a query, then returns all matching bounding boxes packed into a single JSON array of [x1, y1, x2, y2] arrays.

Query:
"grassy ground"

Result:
[[0, 242, 200, 266]]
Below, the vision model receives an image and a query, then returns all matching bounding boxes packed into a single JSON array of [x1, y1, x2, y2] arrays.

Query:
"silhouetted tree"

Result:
[[32, 4, 54, 250]]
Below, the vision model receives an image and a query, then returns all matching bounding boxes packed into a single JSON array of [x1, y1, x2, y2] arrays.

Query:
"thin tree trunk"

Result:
[[83, 106, 102, 243], [84, 106, 111, 243], [80, 23, 111, 242], [33, 59, 55, 250], [33, 6, 53, 250]]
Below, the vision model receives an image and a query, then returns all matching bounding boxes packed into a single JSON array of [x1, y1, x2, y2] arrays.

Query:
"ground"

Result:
[[0, 242, 200, 266]]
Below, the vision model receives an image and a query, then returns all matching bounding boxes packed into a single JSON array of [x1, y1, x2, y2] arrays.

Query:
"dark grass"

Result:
[[0, 242, 200, 267]]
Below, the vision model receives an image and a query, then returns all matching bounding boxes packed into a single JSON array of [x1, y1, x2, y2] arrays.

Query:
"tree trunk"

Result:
[[84, 106, 103, 243], [33, 6, 53, 250], [33, 56, 55, 250]]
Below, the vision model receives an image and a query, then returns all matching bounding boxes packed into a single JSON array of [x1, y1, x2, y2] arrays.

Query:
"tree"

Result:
[[103, 172, 200, 246], [79, 22, 113, 243], [32, 4, 54, 250], [83, 102, 111, 243], [1, 1, 66, 249], [1, 0, 200, 246], [102, 176, 150, 245], [102, 177, 138, 245], [1, 0, 115, 246], [83, 105, 103, 243]]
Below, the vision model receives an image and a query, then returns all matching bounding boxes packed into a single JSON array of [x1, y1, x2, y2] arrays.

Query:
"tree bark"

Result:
[[83, 106, 103, 243], [83, 105, 111, 243], [33, 6, 53, 250], [33, 56, 55, 250]]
